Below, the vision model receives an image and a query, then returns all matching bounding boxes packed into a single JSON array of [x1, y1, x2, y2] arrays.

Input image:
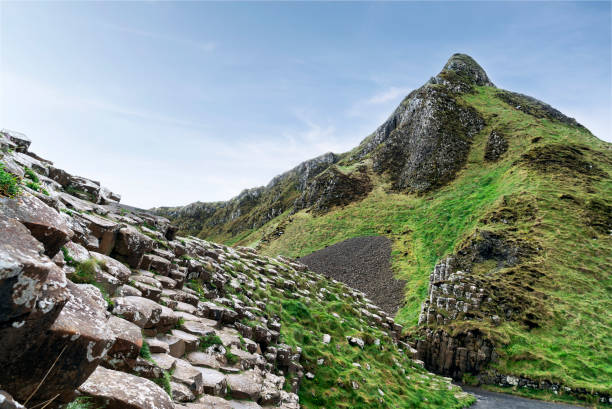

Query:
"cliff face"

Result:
[[155, 152, 339, 240], [153, 54, 612, 405], [156, 54, 498, 241], [0, 134, 473, 408]]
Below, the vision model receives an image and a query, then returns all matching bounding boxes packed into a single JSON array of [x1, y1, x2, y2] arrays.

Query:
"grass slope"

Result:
[[228, 86, 612, 396], [261, 274, 473, 408]]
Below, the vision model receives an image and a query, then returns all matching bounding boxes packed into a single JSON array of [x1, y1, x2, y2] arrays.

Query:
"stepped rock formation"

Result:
[[155, 54, 612, 405], [0, 133, 474, 408]]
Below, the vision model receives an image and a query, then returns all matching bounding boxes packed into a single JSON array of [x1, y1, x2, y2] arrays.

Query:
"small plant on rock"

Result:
[[225, 349, 239, 365], [0, 163, 21, 198], [198, 334, 223, 350], [24, 167, 39, 183], [65, 397, 94, 409]]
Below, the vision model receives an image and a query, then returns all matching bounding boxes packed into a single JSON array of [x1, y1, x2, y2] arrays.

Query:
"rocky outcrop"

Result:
[[370, 84, 484, 192], [293, 166, 372, 214], [0, 192, 73, 257], [157, 54, 494, 238], [496, 90, 584, 128], [155, 152, 339, 239], [78, 366, 174, 409], [415, 328, 496, 380], [2, 135, 453, 409], [484, 130, 508, 161]]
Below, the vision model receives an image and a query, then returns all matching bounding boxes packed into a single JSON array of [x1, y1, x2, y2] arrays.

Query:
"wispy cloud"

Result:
[[367, 86, 412, 104], [102, 23, 217, 52], [1, 71, 211, 131]]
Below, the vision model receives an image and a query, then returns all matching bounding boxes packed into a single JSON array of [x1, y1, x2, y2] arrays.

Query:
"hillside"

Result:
[[157, 54, 612, 404], [0, 135, 476, 407]]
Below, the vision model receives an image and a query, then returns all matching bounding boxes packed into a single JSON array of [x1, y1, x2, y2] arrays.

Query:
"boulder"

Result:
[[155, 334, 185, 358], [170, 381, 195, 403], [113, 225, 153, 268], [103, 315, 143, 371], [78, 366, 174, 409], [0, 129, 30, 152], [0, 390, 25, 409], [2, 281, 113, 404], [63, 241, 91, 264], [197, 367, 227, 396], [111, 296, 162, 328], [90, 252, 131, 284], [0, 192, 73, 257], [226, 370, 263, 401], [73, 212, 120, 255], [116, 284, 142, 297], [172, 359, 206, 395], [0, 216, 69, 379], [143, 254, 171, 275]]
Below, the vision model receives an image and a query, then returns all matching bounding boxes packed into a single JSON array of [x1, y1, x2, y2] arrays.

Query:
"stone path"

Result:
[[464, 386, 587, 409]]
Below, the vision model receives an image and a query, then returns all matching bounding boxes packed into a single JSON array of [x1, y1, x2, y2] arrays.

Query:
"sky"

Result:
[[1, 1, 610, 208]]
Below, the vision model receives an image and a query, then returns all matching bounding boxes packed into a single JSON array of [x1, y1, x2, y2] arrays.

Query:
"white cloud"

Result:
[[367, 86, 412, 104], [101, 23, 217, 53]]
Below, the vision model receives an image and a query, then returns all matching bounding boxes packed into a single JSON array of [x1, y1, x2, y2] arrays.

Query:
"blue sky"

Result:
[[1, 1, 610, 208]]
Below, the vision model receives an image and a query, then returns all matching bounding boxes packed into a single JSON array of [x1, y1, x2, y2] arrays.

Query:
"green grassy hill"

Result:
[[159, 54, 612, 403]]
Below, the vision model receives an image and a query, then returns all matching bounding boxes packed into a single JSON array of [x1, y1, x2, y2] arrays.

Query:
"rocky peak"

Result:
[[438, 53, 495, 87]]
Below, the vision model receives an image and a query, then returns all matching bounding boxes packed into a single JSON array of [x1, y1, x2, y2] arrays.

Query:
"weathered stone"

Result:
[[103, 315, 143, 371], [0, 192, 73, 257], [260, 372, 284, 405], [150, 353, 177, 371], [172, 359, 204, 394], [112, 296, 162, 328], [170, 381, 195, 402], [3, 281, 113, 403], [193, 395, 233, 409], [78, 366, 174, 409], [90, 251, 131, 284], [132, 356, 163, 379], [0, 216, 69, 392], [116, 284, 143, 297], [181, 320, 216, 337], [171, 329, 200, 353], [187, 351, 223, 369], [226, 370, 263, 400], [73, 212, 120, 255], [0, 390, 25, 409], [63, 240, 90, 264], [132, 280, 163, 302], [156, 333, 186, 358], [143, 253, 171, 275], [157, 305, 179, 332], [113, 225, 153, 268], [0, 129, 30, 152], [196, 367, 227, 396]]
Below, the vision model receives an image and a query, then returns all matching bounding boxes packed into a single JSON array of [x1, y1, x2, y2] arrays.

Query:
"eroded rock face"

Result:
[[294, 166, 372, 214], [484, 129, 508, 161], [415, 328, 496, 379], [0, 216, 69, 371], [113, 225, 154, 268], [78, 366, 174, 409], [72, 212, 120, 255], [370, 84, 484, 192], [440, 53, 495, 87], [2, 281, 113, 403], [0, 193, 73, 257], [103, 315, 143, 371]]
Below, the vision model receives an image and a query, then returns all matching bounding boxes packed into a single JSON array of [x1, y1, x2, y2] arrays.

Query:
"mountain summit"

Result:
[[440, 53, 495, 87], [156, 53, 611, 405]]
